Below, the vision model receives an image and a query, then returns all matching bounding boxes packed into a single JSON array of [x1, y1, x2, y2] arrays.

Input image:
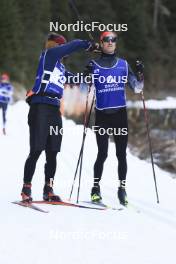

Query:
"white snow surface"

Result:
[[0, 101, 176, 264], [128, 96, 176, 109]]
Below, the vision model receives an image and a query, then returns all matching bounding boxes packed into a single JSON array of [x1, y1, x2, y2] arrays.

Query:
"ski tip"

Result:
[[11, 201, 49, 213]]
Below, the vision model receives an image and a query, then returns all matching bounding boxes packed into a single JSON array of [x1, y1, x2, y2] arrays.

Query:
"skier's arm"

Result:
[[8, 84, 14, 104], [48, 40, 92, 59], [8, 84, 14, 95], [127, 64, 144, 93]]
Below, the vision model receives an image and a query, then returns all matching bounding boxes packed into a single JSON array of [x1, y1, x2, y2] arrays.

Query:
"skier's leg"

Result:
[[93, 132, 109, 187], [43, 150, 61, 201], [44, 150, 58, 185], [91, 131, 109, 202], [115, 134, 128, 205], [2, 104, 7, 127], [114, 132, 128, 186], [113, 108, 128, 205], [2, 103, 7, 134], [21, 151, 42, 201], [23, 151, 42, 184], [91, 110, 109, 202], [43, 108, 62, 201], [23, 104, 50, 184]]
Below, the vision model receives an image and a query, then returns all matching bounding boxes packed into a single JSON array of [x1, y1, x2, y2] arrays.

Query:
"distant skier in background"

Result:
[[0, 73, 13, 135], [21, 32, 98, 202], [86, 31, 144, 206]]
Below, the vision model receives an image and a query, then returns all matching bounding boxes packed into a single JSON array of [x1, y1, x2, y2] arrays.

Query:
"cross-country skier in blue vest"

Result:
[[21, 33, 98, 202], [0, 73, 13, 135], [88, 31, 144, 206]]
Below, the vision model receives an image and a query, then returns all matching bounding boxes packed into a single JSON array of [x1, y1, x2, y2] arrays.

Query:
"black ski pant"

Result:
[[0, 102, 7, 127], [23, 103, 62, 185], [23, 150, 58, 185], [93, 108, 128, 188]]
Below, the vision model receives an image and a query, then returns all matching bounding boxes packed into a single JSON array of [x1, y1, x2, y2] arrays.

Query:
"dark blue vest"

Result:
[[92, 59, 128, 110], [32, 51, 65, 99]]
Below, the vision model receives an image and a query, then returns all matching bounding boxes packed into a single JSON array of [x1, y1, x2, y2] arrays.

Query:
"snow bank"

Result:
[[128, 97, 176, 109]]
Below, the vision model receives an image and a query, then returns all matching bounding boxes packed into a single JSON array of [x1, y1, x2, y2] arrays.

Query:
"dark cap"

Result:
[[47, 33, 67, 45]]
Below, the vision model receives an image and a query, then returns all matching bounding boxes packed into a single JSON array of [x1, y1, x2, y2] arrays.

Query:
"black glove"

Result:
[[87, 42, 100, 52], [26, 89, 34, 105], [136, 60, 144, 73], [136, 60, 144, 81]]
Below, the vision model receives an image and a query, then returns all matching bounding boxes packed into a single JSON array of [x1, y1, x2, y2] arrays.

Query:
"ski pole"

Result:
[[76, 91, 95, 203], [141, 91, 159, 203], [68, 0, 94, 41], [69, 86, 94, 200], [69, 92, 89, 200]]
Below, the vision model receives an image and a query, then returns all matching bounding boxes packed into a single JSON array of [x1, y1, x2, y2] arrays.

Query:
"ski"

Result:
[[82, 200, 140, 212], [12, 201, 49, 213], [81, 201, 124, 211], [32, 200, 106, 210]]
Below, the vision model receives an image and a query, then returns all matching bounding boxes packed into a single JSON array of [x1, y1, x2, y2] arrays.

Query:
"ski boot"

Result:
[[118, 187, 128, 206], [43, 184, 62, 202], [91, 186, 102, 202], [21, 183, 32, 202]]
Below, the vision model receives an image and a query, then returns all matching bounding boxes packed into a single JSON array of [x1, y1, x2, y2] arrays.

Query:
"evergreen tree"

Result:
[[17, 0, 51, 86], [0, 0, 25, 81]]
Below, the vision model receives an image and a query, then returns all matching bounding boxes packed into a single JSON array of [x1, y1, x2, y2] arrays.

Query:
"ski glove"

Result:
[[26, 89, 35, 105], [87, 42, 100, 52], [134, 60, 144, 93], [136, 60, 144, 82]]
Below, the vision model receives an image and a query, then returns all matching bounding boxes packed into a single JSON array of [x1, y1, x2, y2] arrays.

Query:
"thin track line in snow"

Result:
[[129, 200, 176, 229]]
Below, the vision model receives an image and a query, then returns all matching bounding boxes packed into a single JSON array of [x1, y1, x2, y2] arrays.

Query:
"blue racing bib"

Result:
[[92, 59, 128, 110]]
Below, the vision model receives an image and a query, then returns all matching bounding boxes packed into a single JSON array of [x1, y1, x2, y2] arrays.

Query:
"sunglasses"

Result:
[[102, 36, 117, 43]]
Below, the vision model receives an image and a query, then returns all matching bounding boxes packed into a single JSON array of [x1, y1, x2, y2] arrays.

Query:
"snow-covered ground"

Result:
[[0, 101, 176, 264]]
